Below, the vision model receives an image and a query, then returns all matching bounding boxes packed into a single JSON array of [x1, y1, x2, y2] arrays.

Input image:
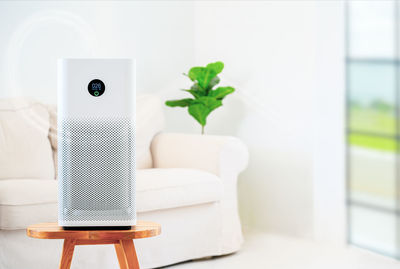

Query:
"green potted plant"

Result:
[[165, 61, 235, 134]]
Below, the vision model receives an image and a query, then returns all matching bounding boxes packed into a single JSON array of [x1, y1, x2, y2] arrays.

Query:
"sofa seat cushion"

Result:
[[0, 179, 58, 229], [136, 168, 222, 213], [0, 169, 222, 229]]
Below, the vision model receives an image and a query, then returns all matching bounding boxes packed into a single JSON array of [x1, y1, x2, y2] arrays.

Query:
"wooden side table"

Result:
[[26, 221, 161, 269]]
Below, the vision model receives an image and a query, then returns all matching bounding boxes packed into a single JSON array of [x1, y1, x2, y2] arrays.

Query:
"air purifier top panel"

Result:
[[58, 58, 135, 118]]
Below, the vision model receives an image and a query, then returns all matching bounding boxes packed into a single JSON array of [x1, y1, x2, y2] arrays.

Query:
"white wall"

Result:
[[313, 2, 346, 244], [0, 1, 346, 240], [192, 1, 345, 239], [0, 1, 196, 104], [193, 1, 315, 237]]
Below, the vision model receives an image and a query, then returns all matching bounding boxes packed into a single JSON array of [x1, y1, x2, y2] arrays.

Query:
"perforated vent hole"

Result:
[[58, 117, 136, 222]]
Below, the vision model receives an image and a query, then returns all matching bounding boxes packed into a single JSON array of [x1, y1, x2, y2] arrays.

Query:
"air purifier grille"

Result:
[[58, 117, 135, 224]]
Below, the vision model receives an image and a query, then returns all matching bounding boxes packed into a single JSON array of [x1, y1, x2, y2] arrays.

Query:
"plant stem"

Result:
[[201, 125, 204, 135]]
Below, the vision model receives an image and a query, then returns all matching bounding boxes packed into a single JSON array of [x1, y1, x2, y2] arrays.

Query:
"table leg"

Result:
[[59, 239, 76, 269], [115, 240, 140, 269], [115, 242, 128, 269]]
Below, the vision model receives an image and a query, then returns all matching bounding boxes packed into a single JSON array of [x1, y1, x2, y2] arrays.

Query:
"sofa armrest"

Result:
[[150, 133, 248, 178]]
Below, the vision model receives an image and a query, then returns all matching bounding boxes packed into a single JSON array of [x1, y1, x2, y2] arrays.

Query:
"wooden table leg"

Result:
[[115, 240, 140, 269], [59, 239, 76, 269], [115, 242, 128, 269]]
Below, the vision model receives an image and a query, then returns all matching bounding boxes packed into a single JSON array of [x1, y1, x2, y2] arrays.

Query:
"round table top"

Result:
[[26, 221, 161, 240]]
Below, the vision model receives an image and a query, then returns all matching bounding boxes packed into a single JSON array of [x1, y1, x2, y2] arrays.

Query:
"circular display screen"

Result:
[[88, 79, 105, 97]]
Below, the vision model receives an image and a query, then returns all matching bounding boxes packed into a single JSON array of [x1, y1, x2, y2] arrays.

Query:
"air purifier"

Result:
[[57, 59, 136, 229]]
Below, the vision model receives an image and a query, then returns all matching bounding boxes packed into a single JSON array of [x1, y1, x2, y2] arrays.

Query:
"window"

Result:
[[346, 1, 400, 258]]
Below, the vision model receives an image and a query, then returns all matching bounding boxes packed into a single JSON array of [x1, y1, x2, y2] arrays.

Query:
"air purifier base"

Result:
[[63, 226, 132, 230]]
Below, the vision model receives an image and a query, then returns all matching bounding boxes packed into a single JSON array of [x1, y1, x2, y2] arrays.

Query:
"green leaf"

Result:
[[165, 98, 193, 107], [188, 62, 224, 90], [206, 61, 224, 74], [209, 86, 235, 100], [188, 67, 210, 90], [188, 103, 209, 126], [188, 96, 223, 127], [196, 96, 222, 112], [207, 76, 220, 91], [188, 67, 203, 81], [183, 89, 203, 98], [191, 83, 206, 95]]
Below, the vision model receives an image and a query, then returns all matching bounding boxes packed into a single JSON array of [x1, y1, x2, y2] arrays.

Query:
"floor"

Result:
[[165, 231, 400, 269]]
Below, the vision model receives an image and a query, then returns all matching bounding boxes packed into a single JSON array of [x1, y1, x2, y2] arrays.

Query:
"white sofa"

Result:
[[0, 95, 248, 269]]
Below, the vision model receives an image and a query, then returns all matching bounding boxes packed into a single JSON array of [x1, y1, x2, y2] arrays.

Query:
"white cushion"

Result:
[[135, 94, 165, 168], [46, 104, 58, 177], [0, 180, 58, 229], [0, 169, 222, 229], [0, 179, 57, 205], [136, 168, 222, 212], [0, 98, 55, 179]]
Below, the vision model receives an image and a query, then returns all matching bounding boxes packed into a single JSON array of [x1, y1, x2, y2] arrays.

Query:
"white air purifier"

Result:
[[57, 59, 136, 229]]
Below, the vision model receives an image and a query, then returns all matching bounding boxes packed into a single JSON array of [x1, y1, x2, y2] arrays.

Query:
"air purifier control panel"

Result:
[[88, 79, 105, 97], [58, 58, 135, 118]]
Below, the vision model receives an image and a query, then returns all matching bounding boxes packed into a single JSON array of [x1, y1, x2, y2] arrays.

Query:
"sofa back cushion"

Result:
[[48, 94, 164, 176], [136, 94, 165, 168], [0, 98, 55, 179]]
